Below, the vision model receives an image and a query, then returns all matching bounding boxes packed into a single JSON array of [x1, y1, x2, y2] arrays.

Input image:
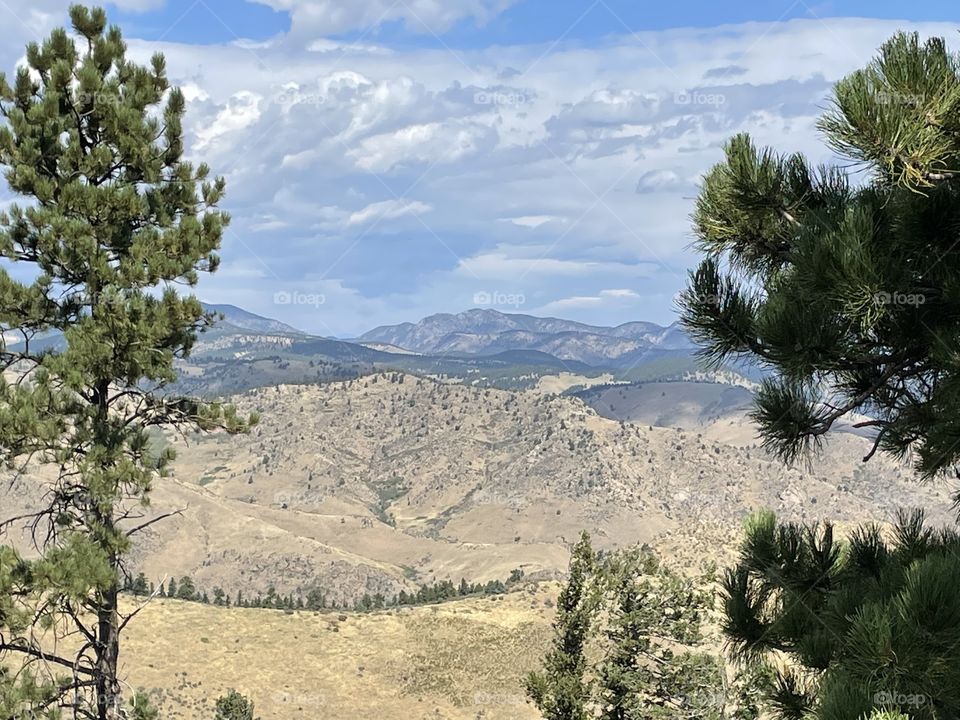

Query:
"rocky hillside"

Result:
[[125, 375, 960, 599], [5, 372, 952, 608]]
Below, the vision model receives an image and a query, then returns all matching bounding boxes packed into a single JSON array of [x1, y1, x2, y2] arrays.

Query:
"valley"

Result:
[[3, 307, 956, 719]]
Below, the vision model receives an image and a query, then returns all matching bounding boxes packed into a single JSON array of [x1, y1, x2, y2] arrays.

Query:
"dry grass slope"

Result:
[[124, 587, 556, 720]]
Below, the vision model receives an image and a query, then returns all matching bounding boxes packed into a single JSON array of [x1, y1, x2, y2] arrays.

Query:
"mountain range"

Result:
[[6, 303, 716, 395], [356, 308, 694, 366]]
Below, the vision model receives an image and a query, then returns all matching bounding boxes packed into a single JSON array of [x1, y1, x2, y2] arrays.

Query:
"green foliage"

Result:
[[527, 535, 745, 720], [678, 31, 960, 479], [593, 549, 727, 720], [130, 568, 520, 612], [0, 5, 253, 717], [214, 690, 258, 720], [526, 532, 597, 720], [176, 575, 197, 601], [127, 691, 160, 720], [723, 510, 960, 720]]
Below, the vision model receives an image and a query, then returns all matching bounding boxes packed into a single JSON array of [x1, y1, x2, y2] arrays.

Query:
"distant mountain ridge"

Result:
[[357, 308, 694, 366], [8, 303, 707, 394], [202, 303, 306, 335]]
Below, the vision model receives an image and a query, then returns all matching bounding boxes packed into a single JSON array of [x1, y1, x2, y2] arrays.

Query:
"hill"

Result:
[[1, 371, 942, 609], [576, 380, 755, 429]]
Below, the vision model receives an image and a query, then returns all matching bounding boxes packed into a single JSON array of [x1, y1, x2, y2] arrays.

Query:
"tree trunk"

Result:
[[96, 566, 121, 720], [93, 375, 121, 720]]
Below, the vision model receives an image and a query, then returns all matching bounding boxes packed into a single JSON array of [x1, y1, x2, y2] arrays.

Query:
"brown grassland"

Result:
[[122, 587, 557, 720]]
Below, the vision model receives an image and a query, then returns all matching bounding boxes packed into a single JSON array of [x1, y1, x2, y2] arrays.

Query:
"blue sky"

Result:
[[108, 1, 959, 47], [2, 1, 958, 336]]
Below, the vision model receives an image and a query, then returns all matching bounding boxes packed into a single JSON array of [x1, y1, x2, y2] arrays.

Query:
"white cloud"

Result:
[[4, 8, 959, 333], [348, 120, 493, 172], [502, 215, 562, 228], [194, 91, 263, 149], [455, 251, 659, 280], [347, 199, 431, 226], [306, 39, 391, 55], [536, 288, 642, 313], [601, 288, 640, 298]]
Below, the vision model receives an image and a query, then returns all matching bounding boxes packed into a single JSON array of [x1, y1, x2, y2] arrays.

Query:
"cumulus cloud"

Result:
[[141, 15, 960, 333], [3, 4, 958, 334], [194, 91, 263, 150], [349, 120, 496, 172]]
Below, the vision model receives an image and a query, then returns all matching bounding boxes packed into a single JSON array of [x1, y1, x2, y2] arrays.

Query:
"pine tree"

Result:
[[526, 532, 597, 720], [130, 572, 149, 596], [527, 539, 742, 720], [176, 576, 197, 601], [0, 6, 253, 718], [678, 31, 960, 720], [722, 510, 960, 719], [214, 690, 258, 720], [679, 32, 960, 480], [595, 549, 724, 720]]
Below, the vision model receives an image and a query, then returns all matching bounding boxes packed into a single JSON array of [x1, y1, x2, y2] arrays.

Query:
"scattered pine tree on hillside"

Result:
[[214, 690, 258, 720], [526, 535, 750, 720]]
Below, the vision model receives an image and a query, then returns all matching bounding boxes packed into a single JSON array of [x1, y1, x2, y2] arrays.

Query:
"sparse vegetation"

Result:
[[126, 570, 522, 612]]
